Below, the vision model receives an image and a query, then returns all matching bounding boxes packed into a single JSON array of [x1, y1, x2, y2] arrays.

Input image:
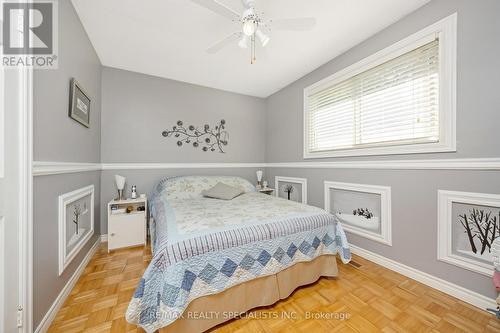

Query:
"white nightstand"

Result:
[[107, 197, 147, 252]]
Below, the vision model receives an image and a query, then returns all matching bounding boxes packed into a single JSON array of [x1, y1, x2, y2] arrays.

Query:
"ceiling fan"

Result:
[[190, 0, 316, 64]]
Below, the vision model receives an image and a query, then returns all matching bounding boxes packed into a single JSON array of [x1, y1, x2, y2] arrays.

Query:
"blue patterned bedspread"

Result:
[[126, 176, 351, 332]]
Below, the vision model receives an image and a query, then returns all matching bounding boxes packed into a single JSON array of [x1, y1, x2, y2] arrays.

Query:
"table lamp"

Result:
[[115, 174, 126, 200], [256, 170, 263, 189]]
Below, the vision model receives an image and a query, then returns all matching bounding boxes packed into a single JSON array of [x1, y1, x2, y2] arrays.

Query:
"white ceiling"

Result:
[[72, 0, 429, 98]]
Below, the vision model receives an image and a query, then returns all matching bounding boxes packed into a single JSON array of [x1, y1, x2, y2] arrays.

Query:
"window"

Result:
[[304, 14, 456, 158]]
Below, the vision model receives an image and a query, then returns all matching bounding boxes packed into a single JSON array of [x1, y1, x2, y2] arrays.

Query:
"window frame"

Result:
[[303, 13, 457, 159]]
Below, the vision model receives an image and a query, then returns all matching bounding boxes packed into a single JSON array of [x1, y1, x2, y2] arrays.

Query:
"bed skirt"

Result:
[[158, 254, 339, 333]]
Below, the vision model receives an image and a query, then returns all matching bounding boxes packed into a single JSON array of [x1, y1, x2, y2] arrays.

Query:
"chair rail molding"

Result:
[[32, 158, 500, 176], [33, 161, 101, 176], [100, 162, 266, 170]]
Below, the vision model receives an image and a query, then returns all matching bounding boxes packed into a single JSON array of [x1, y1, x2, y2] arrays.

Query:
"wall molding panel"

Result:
[[437, 190, 500, 277], [33, 158, 500, 176], [350, 244, 497, 311], [325, 181, 392, 246], [274, 176, 308, 204], [58, 185, 95, 276]]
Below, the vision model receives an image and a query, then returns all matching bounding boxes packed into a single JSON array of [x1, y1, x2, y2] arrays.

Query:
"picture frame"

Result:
[[324, 181, 392, 246], [275, 176, 307, 204], [437, 190, 500, 276], [68, 78, 91, 128], [58, 185, 94, 275]]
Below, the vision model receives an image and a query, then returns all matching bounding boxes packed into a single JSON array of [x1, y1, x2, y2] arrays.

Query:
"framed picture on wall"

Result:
[[324, 181, 392, 246], [69, 78, 91, 128], [58, 185, 94, 275], [438, 190, 500, 276], [275, 176, 307, 204]]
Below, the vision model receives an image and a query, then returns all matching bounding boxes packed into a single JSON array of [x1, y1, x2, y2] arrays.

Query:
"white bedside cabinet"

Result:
[[107, 197, 147, 252]]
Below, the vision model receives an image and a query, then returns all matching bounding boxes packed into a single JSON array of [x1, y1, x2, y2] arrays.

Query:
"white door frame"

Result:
[[2, 8, 34, 332], [18, 67, 33, 333], [0, 66, 33, 332]]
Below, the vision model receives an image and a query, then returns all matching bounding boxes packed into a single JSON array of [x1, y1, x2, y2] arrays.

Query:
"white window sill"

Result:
[[304, 141, 456, 159]]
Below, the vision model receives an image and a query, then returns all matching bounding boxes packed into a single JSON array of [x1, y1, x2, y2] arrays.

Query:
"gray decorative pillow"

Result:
[[202, 182, 244, 200]]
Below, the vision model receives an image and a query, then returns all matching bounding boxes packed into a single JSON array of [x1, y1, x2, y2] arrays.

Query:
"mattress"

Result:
[[126, 176, 351, 332]]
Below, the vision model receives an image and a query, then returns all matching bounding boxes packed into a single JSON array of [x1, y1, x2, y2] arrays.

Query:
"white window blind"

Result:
[[306, 39, 440, 154]]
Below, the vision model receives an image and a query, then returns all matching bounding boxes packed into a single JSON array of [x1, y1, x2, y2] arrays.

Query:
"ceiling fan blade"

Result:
[[189, 0, 240, 21], [269, 17, 316, 31], [206, 32, 242, 54]]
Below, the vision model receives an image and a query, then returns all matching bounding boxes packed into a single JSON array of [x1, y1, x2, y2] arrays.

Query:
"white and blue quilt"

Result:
[[126, 176, 351, 332]]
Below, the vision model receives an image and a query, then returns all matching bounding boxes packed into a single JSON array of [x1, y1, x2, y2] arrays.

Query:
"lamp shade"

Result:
[[115, 175, 126, 190], [256, 170, 263, 182]]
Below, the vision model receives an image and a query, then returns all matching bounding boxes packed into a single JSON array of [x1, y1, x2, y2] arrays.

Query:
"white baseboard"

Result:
[[350, 244, 497, 311], [34, 237, 101, 333], [100, 234, 108, 242]]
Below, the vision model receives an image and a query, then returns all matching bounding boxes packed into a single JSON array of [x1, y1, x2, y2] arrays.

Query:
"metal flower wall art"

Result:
[[162, 119, 229, 153]]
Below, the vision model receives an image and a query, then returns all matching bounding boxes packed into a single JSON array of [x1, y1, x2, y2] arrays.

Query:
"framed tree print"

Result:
[[438, 190, 500, 276], [275, 176, 307, 204], [58, 185, 94, 275]]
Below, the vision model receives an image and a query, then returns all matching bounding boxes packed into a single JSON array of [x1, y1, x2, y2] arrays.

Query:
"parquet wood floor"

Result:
[[48, 243, 500, 333]]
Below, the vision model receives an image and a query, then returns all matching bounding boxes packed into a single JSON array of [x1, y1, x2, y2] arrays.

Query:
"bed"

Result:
[[126, 176, 351, 332]]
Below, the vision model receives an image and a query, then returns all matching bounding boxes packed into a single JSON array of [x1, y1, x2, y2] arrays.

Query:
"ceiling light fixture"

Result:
[[242, 17, 267, 64], [243, 20, 256, 36], [193, 0, 316, 64]]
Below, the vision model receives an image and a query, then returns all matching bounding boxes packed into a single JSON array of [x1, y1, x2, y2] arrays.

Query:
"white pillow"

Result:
[[202, 182, 244, 200]]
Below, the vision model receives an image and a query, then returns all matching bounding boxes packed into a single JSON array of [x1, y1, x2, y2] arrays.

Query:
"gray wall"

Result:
[[266, 0, 500, 162], [265, 0, 500, 300], [266, 168, 500, 299], [101, 67, 266, 163], [32, 0, 102, 328], [34, 3, 101, 162], [33, 172, 101, 326], [99, 67, 267, 233]]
